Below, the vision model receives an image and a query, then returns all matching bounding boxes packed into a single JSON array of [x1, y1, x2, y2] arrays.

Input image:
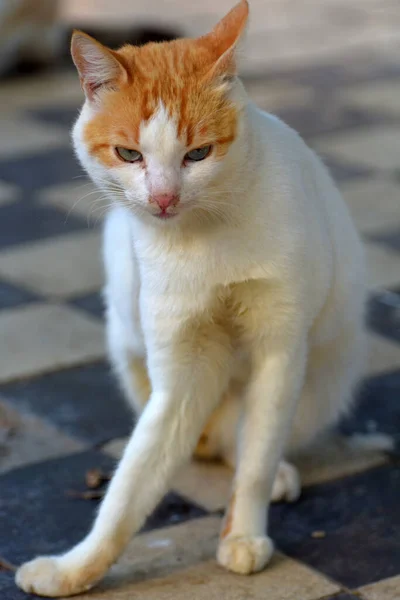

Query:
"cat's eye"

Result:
[[185, 146, 212, 162], [116, 147, 143, 163]]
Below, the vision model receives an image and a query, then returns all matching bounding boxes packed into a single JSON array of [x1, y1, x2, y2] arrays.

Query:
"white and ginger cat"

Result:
[[16, 1, 365, 596]]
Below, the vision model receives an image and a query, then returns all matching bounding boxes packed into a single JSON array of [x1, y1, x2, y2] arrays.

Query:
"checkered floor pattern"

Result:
[[0, 56, 399, 600]]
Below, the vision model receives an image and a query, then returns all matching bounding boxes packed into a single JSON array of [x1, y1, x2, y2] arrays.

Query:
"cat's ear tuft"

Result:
[[71, 31, 127, 101], [203, 0, 249, 81]]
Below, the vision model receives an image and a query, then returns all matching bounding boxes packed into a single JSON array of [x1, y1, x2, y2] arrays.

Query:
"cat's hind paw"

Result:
[[15, 556, 93, 598], [217, 534, 274, 575], [271, 461, 301, 503]]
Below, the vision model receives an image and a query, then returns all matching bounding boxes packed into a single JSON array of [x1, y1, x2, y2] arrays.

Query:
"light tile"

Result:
[[0, 303, 105, 383], [0, 231, 103, 298], [364, 242, 400, 289], [360, 575, 400, 600], [103, 438, 232, 512], [367, 331, 400, 376], [0, 71, 83, 112], [339, 81, 400, 116], [0, 115, 69, 159], [82, 517, 339, 600], [37, 181, 107, 223], [294, 432, 389, 488], [245, 81, 314, 112], [341, 179, 400, 235], [314, 126, 400, 170], [0, 180, 19, 207], [0, 397, 83, 474]]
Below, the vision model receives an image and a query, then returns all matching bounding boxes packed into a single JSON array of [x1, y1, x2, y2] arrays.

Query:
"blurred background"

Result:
[[0, 2, 399, 599]]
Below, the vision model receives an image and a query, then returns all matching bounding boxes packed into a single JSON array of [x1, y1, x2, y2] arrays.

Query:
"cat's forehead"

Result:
[[110, 41, 237, 146]]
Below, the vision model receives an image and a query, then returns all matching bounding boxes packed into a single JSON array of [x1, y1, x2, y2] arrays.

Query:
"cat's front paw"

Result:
[[15, 556, 93, 598], [217, 534, 274, 575]]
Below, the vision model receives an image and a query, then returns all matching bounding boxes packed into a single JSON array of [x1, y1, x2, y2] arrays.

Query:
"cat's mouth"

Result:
[[154, 210, 178, 220]]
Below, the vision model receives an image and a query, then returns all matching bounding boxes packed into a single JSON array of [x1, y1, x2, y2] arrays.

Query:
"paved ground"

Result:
[[1, 5, 400, 600]]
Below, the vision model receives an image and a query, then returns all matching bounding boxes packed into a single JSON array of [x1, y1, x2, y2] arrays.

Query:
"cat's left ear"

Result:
[[202, 0, 249, 81], [71, 31, 128, 102]]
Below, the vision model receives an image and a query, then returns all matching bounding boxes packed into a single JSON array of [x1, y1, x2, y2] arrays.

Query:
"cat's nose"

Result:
[[152, 193, 179, 210]]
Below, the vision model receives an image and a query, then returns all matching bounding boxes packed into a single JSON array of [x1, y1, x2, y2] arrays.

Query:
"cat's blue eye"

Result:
[[116, 147, 143, 163], [185, 146, 212, 162]]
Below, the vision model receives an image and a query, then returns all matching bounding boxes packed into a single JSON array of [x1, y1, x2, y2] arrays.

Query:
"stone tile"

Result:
[[281, 105, 390, 140], [294, 432, 390, 488], [0, 280, 40, 310], [339, 81, 400, 116], [29, 106, 80, 130], [326, 156, 375, 184], [367, 331, 400, 376], [0, 115, 69, 160], [0, 201, 87, 250], [1, 362, 132, 445], [341, 369, 400, 448], [0, 71, 82, 113], [314, 126, 400, 170], [0, 397, 83, 474], [81, 517, 339, 600], [364, 243, 400, 289], [367, 288, 400, 345], [69, 291, 104, 319], [37, 180, 107, 223], [0, 451, 117, 567], [0, 180, 20, 207], [341, 179, 400, 235], [360, 575, 400, 600], [367, 226, 400, 255], [269, 463, 400, 588], [0, 147, 82, 193], [245, 80, 315, 112], [0, 231, 103, 298], [0, 303, 105, 383]]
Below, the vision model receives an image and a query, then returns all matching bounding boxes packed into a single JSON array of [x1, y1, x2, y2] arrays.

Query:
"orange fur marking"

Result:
[[221, 492, 236, 539]]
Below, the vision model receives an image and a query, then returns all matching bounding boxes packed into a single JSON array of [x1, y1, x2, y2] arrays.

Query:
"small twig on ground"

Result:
[[66, 489, 105, 500], [0, 556, 17, 572], [85, 468, 111, 489]]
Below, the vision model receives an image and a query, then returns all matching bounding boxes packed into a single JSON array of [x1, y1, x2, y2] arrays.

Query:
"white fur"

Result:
[[16, 79, 365, 596]]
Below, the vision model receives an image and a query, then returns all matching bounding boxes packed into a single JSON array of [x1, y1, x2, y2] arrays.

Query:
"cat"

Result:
[[16, 1, 366, 596]]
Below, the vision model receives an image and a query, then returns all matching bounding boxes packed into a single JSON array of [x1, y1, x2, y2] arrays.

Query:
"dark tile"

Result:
[[269, 463, 400, 588], [69, 291, 104, 320], [0, 362, 133, 445], [0, 200, 88, 249], [367, 288, 400, 344], [279, 104, 392, 140], [366, 226, 400, 255], [0, 280, 40, 310], [323, 156, 375, 184], [0, 147, 83, 193], [29, 106, 79, 129], [340, 369, 400, 449], [0, 451, 206, 598]]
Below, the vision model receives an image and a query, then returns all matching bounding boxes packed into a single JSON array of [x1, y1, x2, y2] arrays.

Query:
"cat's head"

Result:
[[71, 1, 249, 224]]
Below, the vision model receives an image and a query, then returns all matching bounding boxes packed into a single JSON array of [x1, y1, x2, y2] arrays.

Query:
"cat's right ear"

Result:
[[71, 31, 128, 102]]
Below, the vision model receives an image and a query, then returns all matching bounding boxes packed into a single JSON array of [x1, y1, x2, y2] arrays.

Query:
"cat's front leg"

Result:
[[217, 329, 307, 575], [16, 320, 232, 597]]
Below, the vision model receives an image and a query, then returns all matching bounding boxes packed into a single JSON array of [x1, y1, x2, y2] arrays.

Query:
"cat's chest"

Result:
[[135, 232, 266, 299]]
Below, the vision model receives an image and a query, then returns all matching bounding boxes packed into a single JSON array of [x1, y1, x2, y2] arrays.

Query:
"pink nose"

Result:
[[152, 193, 179, 210]]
